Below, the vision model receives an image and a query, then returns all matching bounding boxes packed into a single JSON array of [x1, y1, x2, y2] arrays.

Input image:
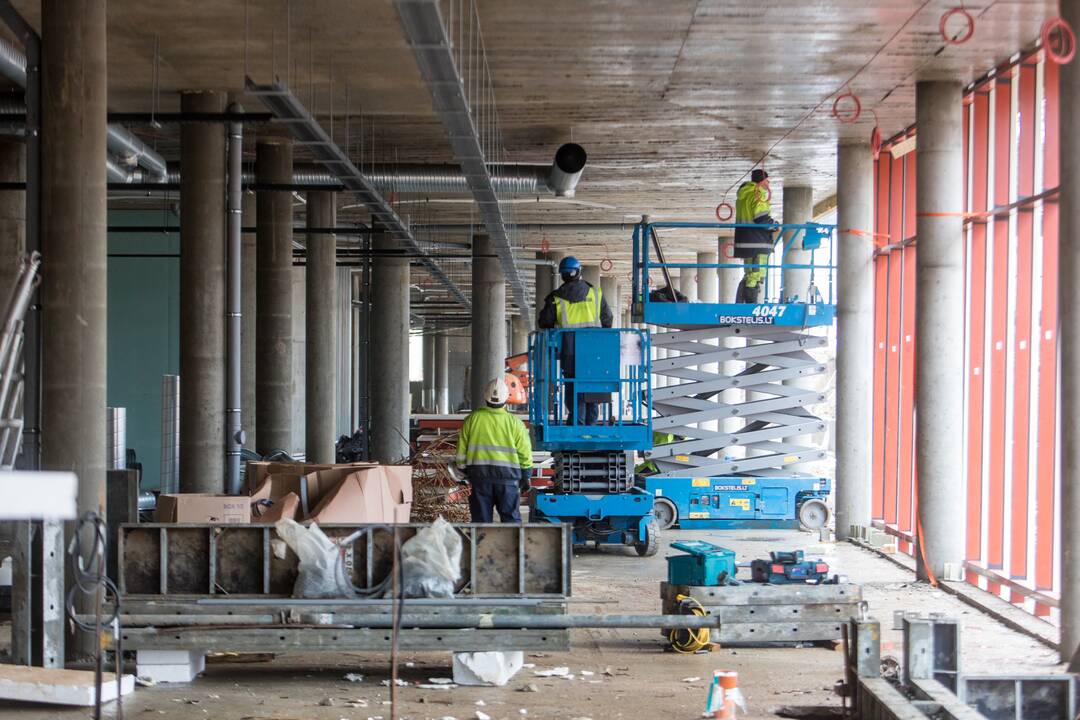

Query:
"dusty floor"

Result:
[[0, 528, 1064, 720]]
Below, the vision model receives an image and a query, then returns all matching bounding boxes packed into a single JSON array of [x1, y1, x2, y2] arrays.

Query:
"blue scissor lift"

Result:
[[527, 217, 837, 555], [635, 218, 836, 533]]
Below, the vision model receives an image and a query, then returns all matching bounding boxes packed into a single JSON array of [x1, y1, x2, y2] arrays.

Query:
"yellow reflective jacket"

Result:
[[553, 286, 603, 328], [733, 181, 776, 257], [456, 406, 533, 483]]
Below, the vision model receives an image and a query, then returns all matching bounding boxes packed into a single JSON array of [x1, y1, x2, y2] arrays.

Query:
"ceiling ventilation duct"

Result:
[[547, 143, 587, 197]]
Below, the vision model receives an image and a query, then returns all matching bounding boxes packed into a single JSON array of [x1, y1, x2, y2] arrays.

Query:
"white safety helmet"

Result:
[[484, 377, 510, 407]]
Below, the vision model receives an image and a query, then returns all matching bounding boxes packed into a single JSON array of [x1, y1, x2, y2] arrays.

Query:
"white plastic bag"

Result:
[[397, 517, 463, 598], [453, 651, 524, 686], [274, 518, 353, 598]]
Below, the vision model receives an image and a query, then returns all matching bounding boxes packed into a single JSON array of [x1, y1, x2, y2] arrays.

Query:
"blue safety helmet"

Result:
[[558, 256, 581, 276]]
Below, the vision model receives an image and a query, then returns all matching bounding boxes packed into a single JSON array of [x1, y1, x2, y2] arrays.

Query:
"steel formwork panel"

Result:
[[118, 523, 571, 599]]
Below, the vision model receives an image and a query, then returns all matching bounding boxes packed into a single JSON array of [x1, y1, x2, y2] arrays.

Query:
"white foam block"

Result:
[[136, 650, 205, 683], [0, 665, 134, 706], [453, 651, 524, 686]]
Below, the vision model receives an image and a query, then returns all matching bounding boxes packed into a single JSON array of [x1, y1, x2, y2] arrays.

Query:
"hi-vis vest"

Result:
[[553, 286, 603, 328]]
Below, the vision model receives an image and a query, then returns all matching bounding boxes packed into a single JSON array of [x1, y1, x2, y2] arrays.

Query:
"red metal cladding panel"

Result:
[[898, 243, 918, 536], [883, 156, 906, 525], [966, 89, 992, 579], [987, 74, 1013, 577], [872, 158, 891, 519], [1035, 57, 1060, 600], [872, 255, 890, 519], [1009, 62, 1037, 592]]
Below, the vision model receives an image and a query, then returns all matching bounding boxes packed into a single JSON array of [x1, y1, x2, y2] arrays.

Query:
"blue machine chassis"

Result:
[[644, 475, 830, 530], [529, 490, 655, 548]]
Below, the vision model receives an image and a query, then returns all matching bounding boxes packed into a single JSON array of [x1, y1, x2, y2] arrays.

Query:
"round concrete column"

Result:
[[434, 333, 450, 414], [535, 251, 561, 319], [241, 192, 257, 451], [422, 331, 436, 411], [835, 142, 875, 540], [255, 139, 294, 455], [781, 186, 814, 302], [582, 264, 600, 288], [1062, 0, 1080, 661], [600, 276, 620, 321], [511, 316, 529, 355], [370, 230, 410, 462], [914, 81, 965, 582], [717, 238, 745, 457], [305, 191, 337, 463], [471, 234, 507, 409], [179, 90, 227, 491], [41, 0, 108, 527]]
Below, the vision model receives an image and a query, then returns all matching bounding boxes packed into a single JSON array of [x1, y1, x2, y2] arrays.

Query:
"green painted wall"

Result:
[[107, 209, 179, 490]]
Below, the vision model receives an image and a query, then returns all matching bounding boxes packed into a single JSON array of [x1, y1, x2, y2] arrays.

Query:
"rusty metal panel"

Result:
[[120, 522, 571, 598]]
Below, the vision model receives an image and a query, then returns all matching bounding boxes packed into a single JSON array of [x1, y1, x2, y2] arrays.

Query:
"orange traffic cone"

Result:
[[703, 670, 745, 719]]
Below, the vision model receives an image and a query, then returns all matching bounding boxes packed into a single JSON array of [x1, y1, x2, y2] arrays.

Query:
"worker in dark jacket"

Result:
[[537, 256, 613, 425], [455, 377, 533, 522], [733, 168, 778, 303]]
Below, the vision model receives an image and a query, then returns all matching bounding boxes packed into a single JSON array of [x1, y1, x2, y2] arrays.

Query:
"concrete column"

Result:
[[914, 81, 965, 581], [434, 333, 450, 414], [511, 315, 529, 355], [717, 240, 744, 457], [535, 251, 560, 318], [41, 0, 107, 530], [781, 186, 814, 302], [1061, 0, 1080, 659], [471, 234, 506, 409], [835, 142, 875, 540], [697, 252, 720, 438], [178, 91, 226, 491], [779, 186, 817, 451], [0, 140, 25, 303], [600, 276, 620, 321], [582, 264, 600, 288], [678, 267, 697, 302], [421, 332, 436, 411], [241, 193, 257, 450], [370, 230, 410, 461], [304, 191, 337, 463], [351, 272, 362, 428], [255, 139, 294, 455]]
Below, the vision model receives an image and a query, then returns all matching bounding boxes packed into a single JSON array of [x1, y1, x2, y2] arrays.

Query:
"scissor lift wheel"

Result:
[[797, 498, 830, 530], [652, 498, 678, 530]]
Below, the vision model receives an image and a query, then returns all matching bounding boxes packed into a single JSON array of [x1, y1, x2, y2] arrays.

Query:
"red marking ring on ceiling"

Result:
[[720, 240, 736, 259], [600, 258, 614, 272], [939, 7, 975, 45], [715, 202, 733, 221], [832, 91, 861, 124], [1043, 17, 1077, 65], [870, 126, 882, 159]]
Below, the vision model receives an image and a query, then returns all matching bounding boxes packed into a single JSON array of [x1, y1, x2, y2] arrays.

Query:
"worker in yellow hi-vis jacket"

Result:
[[454, 377, 533, 523], [733, 168, 778, 303]]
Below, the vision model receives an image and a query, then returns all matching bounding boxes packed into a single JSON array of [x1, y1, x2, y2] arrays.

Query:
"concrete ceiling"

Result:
[[6, 0, 1058, 314]]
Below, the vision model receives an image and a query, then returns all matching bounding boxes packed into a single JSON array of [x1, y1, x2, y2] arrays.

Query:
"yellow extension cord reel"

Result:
[[668, 594, 713, 653]]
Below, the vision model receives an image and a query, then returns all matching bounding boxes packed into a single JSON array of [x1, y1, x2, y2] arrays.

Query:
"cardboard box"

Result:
[[307, 467, 396, 524], [154, 494, 251, 524], [251, 491, 301, 524], [393, 502, 412, 523]]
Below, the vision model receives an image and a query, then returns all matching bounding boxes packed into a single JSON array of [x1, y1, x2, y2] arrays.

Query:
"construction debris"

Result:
[[411, 432, 471, 522]]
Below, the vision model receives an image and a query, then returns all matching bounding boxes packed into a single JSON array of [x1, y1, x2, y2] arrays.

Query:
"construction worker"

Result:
[[537, 256, 613, 425], [455, 377, 533, 523], [634, 430, 676, 475], [733, 168, 778, 303]]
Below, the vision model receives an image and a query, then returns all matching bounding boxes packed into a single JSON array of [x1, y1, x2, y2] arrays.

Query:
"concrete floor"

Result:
[[0, 528, 1063, 720]]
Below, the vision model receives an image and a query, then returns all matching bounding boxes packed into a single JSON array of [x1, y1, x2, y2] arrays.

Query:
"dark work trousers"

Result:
[[560, 336, 600, 425], [468, 479, 522, 523]]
